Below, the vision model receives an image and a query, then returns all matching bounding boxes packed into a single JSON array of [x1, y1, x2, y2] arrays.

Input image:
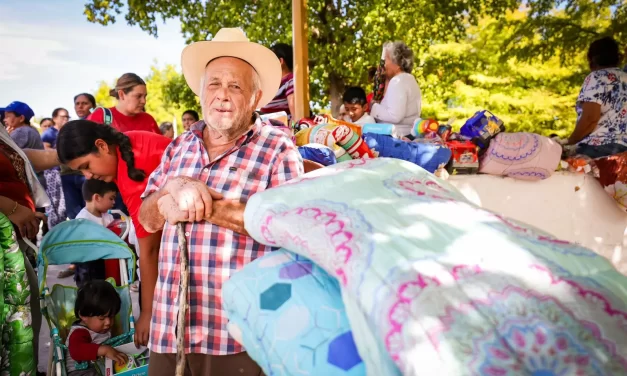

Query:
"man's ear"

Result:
[[252, 90, 263, 110]]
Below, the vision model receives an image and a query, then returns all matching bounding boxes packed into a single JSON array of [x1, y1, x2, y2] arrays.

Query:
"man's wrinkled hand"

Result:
[[164, 177, 223, 222], [157, 194, 189, 225]]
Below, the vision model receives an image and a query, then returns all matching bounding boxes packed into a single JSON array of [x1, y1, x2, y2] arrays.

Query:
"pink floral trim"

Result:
[[259, 206, 360, 285], [384, 263, 627, 368]]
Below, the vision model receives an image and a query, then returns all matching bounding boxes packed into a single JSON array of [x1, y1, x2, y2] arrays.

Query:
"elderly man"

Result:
[[138, 28, 303, 375]]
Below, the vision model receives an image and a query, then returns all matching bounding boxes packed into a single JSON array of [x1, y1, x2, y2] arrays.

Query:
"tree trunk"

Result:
[[329, 72, 345, 118]]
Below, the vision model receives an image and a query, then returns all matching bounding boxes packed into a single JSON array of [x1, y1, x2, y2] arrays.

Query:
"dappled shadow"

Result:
[[241, 158, 627, 375]]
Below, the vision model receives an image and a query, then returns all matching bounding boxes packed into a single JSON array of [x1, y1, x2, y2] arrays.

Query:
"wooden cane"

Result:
[[175, 223, 189, 376]]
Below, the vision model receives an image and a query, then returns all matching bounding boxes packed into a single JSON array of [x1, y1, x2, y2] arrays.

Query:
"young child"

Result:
[[75, 179, 118, 227], [73, 179, 118, 287], [342, 86, 376, 125], [66, 280, 128, 375]]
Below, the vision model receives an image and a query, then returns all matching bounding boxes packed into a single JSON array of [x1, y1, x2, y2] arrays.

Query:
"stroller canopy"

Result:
[[38, 219, 136, 290]]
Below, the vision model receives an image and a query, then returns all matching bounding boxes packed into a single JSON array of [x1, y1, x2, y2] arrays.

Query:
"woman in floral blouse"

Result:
[[568, 37, 627, 158]]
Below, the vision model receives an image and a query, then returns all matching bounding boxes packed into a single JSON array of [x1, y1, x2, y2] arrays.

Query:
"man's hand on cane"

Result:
[[161, 177, 223, 223]]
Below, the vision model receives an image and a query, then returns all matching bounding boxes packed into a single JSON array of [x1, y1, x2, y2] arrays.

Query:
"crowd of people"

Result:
[[0, 25, 625, 376]]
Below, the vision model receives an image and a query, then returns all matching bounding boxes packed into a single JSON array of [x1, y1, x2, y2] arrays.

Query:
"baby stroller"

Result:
[[38, 219, 138, 376]]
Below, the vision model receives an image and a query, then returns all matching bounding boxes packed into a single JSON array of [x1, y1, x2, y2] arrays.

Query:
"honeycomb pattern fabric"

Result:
[[223, 249, 369, 376]]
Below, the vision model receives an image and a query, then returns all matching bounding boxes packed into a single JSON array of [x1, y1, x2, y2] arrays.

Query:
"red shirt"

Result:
[[0, 146, 35, 211], [366, 92, 374, 110], [115, 131, 172, 239], [87, 107, 160, 134], [67, 328, 101, 361]]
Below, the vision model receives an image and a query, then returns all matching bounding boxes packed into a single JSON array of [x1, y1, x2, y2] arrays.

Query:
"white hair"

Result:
[[384, 41, 415, 73], [250, 69, 261, 106]]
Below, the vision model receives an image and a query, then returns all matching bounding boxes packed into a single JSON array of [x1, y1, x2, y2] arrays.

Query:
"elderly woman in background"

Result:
[[159, 121, 174, 139], [370, 41, 422, 135], [567, 37, 627, 158]]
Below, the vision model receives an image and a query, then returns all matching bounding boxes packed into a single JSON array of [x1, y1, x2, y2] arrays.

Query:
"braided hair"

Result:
[[57, 120, 146, 182]]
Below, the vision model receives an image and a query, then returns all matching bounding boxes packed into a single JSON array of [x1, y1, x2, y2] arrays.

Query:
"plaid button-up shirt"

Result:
[[142, 119, 303, 355]]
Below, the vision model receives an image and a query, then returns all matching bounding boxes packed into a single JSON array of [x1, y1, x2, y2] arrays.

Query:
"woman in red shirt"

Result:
[[87, 73, 160, 134], [57, 119, 171, 348]]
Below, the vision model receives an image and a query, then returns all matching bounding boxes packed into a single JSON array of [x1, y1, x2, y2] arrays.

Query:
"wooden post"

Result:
[[292, 0, 310, 119]]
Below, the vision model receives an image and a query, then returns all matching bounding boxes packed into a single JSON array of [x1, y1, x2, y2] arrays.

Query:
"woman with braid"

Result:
[[57, 119, 171, 348]]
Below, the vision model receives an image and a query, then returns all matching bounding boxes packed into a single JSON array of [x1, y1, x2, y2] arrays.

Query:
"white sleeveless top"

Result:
[[65, 321, 111, 372]]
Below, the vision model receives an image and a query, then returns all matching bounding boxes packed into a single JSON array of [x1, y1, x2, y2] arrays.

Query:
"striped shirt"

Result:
[[260, 72, 294, 116], [142, 118, 303, 355]]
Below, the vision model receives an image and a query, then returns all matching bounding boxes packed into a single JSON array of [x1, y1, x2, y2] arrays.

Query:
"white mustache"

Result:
[[213, 102, 232, 111]]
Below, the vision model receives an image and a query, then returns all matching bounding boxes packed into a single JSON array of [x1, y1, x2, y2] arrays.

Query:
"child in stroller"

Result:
[[65, 280, 128, 375], [38, 219, 141, 376]]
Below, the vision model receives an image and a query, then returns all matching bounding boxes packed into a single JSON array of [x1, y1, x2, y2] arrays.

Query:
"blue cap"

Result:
[[0, 101, 34, 121]]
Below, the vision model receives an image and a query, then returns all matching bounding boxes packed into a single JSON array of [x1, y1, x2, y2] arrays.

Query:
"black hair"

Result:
[[342, 87, 368, 105], [57, 120, 146, 182], [588, 37, 622, 68], [82, 179, 118, 202], [270, 43, 293, 72], [40, 117, 54, 126], [368, 67, 377, 81], [182, 110, 199, 121], [74, 93, 97, 108], [52, 107, 68, 118], [74, 280, 121, 318]]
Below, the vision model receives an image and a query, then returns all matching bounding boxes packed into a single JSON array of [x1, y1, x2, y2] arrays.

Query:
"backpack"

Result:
[[92, 106, 114, 126]]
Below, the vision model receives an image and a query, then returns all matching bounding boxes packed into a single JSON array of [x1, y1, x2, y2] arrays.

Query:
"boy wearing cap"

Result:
[[1, 101, 44, 151]]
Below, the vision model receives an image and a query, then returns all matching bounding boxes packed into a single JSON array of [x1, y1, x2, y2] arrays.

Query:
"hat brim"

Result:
[[181, 41, 282, 109]]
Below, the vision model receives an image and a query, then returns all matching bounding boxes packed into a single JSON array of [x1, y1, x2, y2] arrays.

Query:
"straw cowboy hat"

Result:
[[181, 28, 282, 108]]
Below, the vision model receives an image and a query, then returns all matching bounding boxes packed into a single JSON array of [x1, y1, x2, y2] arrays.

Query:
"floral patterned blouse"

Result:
[[576, 68, 627, 146]]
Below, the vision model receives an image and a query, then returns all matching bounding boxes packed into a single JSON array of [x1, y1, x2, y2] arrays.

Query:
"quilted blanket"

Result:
[[233, 158, 627, 376], [222, 250, 370, 375]]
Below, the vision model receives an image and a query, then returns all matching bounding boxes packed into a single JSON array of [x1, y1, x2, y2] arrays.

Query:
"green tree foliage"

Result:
[[418, 11, 588, 136], [502, 2, 626, 65], [82, 0, 625, 134], [82, 0, 520, 114], [93, 81, 116, 108], [144, 64, 187, 133]]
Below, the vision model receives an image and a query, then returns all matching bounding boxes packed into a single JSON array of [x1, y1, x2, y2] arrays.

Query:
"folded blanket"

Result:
[[243, 158, 627, 376], [363, 134, 451, 173], [299, 144, 338, 166], [222, 250, 369, 375], [479, 133, 562, 180]]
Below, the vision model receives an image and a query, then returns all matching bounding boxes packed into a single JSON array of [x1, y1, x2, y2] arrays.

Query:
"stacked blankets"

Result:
[[224, 158, 627, 376]]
